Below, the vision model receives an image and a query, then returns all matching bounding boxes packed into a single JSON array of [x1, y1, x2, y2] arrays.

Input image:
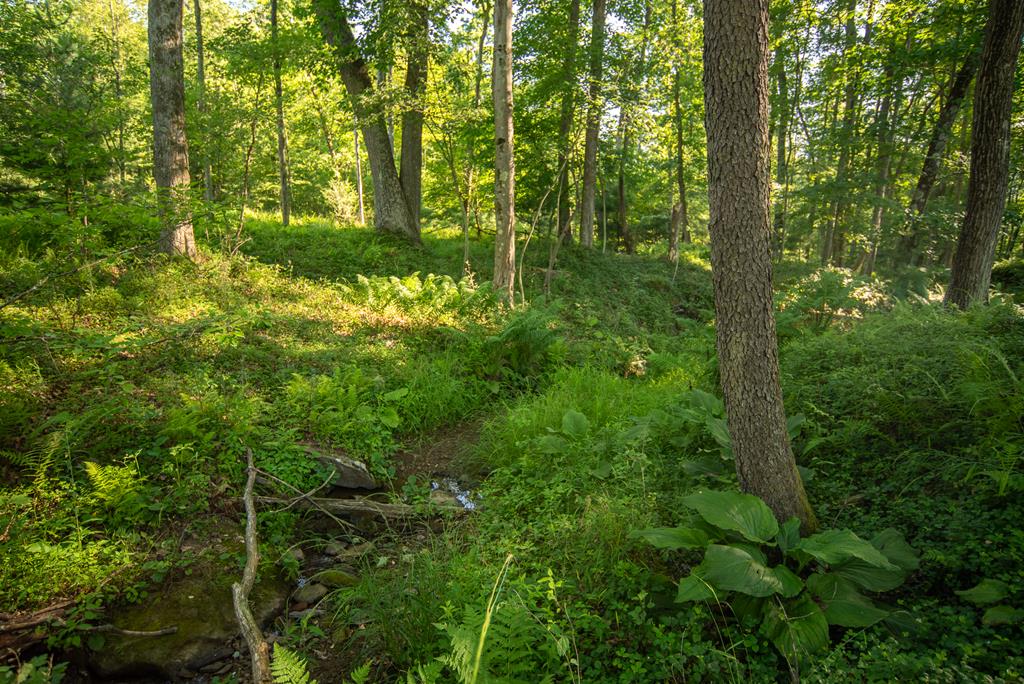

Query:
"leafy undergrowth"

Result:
[[3, 212, 1022, 683]]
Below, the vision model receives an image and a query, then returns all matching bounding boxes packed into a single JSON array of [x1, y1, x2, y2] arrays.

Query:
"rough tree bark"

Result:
[[148, 0, 196, 259], [945, 0, 1024, 309], [556, 0, 581, 242], [313, 0, 419, 242], [703, 0, 816, 529], [492, 0, 515, 302], [578, 0, 606, 248], [354, 127, 365, 225], [271, 0, 291, 226], [399, 0, 429, 227], [193, 0, 213, 201]]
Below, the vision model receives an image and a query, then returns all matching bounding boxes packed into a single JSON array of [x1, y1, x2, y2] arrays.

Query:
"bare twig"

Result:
[[254, 469, 354, 530], [232, 447, 271, 683]]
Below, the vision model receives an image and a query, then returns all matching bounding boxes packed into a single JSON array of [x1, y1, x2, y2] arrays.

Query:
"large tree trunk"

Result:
[[703, 0, 815, 529], [271, 0, 291, 226], [556, 0, 581, 242], [148, 0, 196, 259], [492, 0, 515, 302], [578, 0, 606, 248], [313, 0, 419, 242], [945, 0, 1024, 309], [193, 0, 213, 201], [399, 0, 429, 227]]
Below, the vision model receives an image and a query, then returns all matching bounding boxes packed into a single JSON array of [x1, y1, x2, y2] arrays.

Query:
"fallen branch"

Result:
[[232, 447, 271, 683], [90, 624, 177, 637], [254, 471, 354, 530], [253, 496, 467, 521]]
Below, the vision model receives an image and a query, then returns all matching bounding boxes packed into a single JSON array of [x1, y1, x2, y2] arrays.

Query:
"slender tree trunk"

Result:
[[863, 77, 894, 276], [897, 52, 980, 264], [556, 0, 581, 242], [148, 0, 195, 259], [313, 0, 419, 242], [616, 107, 630, 252], [271, 0, 291, 225], [822, 0, 860, 266], [354, 127, 365, 225], [703, 0, 815, 530], [194, 0, 213, 201], [578, 0, 606, 247], [615, 0, 650, 255], [910, 53, 980, 216], [465, 0, 490, 239], [670, 0, 690, 257], [945, 0, 1024, 309], [772, 45, 788, 258], [399, 0, 429, 227], [109, 0, 127, 186], [492, 0, 515, 302]]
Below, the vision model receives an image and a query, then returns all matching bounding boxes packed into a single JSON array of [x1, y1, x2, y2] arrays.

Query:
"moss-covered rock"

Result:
[[89, 559, 289, 679]]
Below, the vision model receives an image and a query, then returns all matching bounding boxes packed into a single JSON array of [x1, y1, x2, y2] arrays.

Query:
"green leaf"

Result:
[[982, 605, 1024, 626], [378, 407, 400, 428], [702, 544, 784, 597], [705, 417, 732, 449], [776, 517, 801, 555], [681, 490, 779, 544], [955, 579, 1009, 605], [561, 410, 590, 438], [632, 527, 710, 550], [676, 573, 716, 602], [870, 528, 919, 571], [773, 565, 805, 599], [730, 594, 767, 624], [534, 435, 569, 454], [796, 529, 897, 570], [832, 558, 906, 592], [382, 387, 409, 402], [761, 594, 829, 665], [807, 573, 889, 627]]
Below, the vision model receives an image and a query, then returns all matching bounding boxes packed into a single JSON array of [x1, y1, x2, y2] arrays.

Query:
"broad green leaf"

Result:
[[807, 573, 889, 627], [982, 605, 1024, 626], [761, 594, 829, 665], [561, 410, 590, 438], [378, 407, 400, 428], [534, 435, 568, 454], [870, 528, 919, 571], [833, 558, 906, 592], [796, 529, 897, 570], [705, 417, 732, 449], [676, 573, 715, 602], [687, 389, 723, 415], [956, 579, 1009, 605], [730, 594, 767, 624], [681, 490, 779, 543], [773, 565, 805, 598], [702, 544, 783, 597], [382, 387, 409, 402], [632, 527, 710, 550], [776, 517, 801, 555]]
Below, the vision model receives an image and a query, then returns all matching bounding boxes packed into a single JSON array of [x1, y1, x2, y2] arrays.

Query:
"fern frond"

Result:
[[271, 643, 317, 684]]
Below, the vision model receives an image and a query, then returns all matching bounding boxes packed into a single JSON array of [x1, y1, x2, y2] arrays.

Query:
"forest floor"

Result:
[[1, 214, 1023, 682]]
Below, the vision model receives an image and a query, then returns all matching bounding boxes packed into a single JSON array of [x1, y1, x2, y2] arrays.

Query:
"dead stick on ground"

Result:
[[232, 447, 271, 683], [253, 495, 468, 520]]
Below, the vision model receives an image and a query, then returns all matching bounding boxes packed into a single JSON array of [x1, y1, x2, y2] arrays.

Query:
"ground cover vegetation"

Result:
[[1, 0, 1023, 681]]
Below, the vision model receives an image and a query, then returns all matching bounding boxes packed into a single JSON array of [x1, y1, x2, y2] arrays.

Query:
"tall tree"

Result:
[[703, 0, 815, 528], [669, 0, 691, 261], [193, 0, 213, 201], [271, 0, 292, 225], [148, 0, 196, 258], [492, 0, 515, 301], [313, 0, 419, 242], [399, 0, 429, 227], [945, 0, 1024, 309], [578, 0, 606, 248], [556, 0, 581, 242]]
